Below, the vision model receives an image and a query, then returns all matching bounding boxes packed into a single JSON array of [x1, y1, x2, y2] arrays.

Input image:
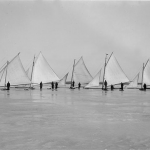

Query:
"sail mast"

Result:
[[141, 63, 144, 89], [70, 59, 75, 87], [99, 69, 101, 85], [141, 59, 149, 88], [30, 55, 35, 87], [102, 54, 108, 89], [4, 61, 9, 87]]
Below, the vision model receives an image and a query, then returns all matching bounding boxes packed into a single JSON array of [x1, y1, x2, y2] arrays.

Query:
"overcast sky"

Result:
[[0, 0, 150, 79]]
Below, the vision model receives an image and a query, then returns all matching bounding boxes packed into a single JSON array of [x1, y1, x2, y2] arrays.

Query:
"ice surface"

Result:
[[0, 88, 150, 149]]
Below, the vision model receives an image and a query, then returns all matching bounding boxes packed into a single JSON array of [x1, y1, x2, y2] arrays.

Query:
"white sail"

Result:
[[59, 73, 68, 86], [73, 57, 93, 85], [0, 62, 7, 72], [127, 73, 139, 88], [26, 68, 30, 76], [104, 53, 129, 86], [29, 52, 60, 84], [0, 66, 7, 86], [84, 69, 101, 88], [0, 53, 31, 86], [143, 60, 150, 85]]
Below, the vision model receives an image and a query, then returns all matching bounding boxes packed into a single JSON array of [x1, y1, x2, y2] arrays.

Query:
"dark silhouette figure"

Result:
[[104, 80, 107, 90], [7, 81, 10, 90], [121, 82, 124, 90], [111, 85, 114, 91], [40, 82, 43, 90], [78, 82, 81, 89], [51, 81, 54, 90], [55, 82, 58, 90], [143, 83, 147, 90], [72, 81, 75, 87]]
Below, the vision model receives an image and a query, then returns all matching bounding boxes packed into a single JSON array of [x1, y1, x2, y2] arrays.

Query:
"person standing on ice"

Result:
[[78, 82, 81, 89], [143, 83, 147, 90], [111, 84, 114, 91], [40, 81, 43, 90], [121, 82, 124, 90], [51, 81, 54, 90], [55, 82, 58, 90], [104, 80, 107, 90], [7, 81, 10, 90], [72, 81, 75, 87]]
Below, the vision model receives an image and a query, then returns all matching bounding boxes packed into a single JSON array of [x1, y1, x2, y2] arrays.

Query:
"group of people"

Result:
[[4, 80, 148, 91], [40, 81, 58, 90], [102, 80, 115, 91], [103, 80, 147, 91], [103, 80, 125, 91], [51, 81, 58, 90], [70, 81, 81, 89]]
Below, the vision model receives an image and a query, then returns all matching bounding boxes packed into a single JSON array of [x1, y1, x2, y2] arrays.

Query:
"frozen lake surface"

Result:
[[0, 88, 150, 150]]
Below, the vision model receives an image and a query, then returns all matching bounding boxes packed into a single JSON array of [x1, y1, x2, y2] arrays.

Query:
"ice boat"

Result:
[[139, 59, 150, 90], [102, 52, 129, 88], [0, 53, 31, 87], [27, 52, 60, 87], [143, 59, 150, 86], [70, 57, 93, 88]]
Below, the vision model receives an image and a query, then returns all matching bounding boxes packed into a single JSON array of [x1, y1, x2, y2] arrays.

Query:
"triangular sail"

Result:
[[26, 68, 30, 76], [28, 52, 60, 84], [0, 54, 31, 86], [59, 73, 68, 86], [127, 73, 139, 88], [84, 69, 101, 88], [0, 66, 7, 86], [143, 60, 150, 85], [104, 53, 129, 86], [73, 57, 93, 85], [0, 62, 7, 72]]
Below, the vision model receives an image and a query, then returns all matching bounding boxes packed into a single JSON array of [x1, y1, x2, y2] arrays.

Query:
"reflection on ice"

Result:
[[0, 88, 150, 149]]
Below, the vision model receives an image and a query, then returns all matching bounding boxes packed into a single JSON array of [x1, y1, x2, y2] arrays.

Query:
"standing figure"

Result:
[[40, 81, 43, 90], [121, 82, 124, 90], [55, 82, 58, 90], [78, 82, 81, 89], [143, 83, 147, 90], [7, 81, 10, 90], [72, 81, 75, 87], [104, 80, 107, 90], [111, 85, 114, 91], [51, 81, 54, 90]]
